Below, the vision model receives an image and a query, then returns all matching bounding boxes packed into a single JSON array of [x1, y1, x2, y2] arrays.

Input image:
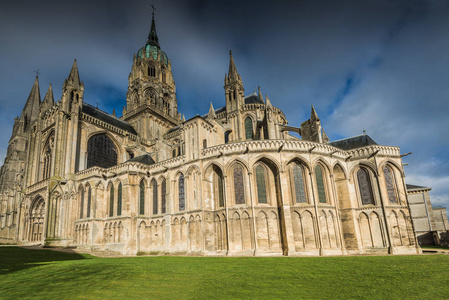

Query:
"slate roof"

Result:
[[166, 125, 180, 135], [328, 134, 378, 150], [406, 184, 430, 190], [244, 93, 264, 105], [82, 103, 137, 135], [127, 154, 156, 165]]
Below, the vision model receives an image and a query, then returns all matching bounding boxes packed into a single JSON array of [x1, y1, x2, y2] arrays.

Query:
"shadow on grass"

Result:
[[0, 246, 87, 275]]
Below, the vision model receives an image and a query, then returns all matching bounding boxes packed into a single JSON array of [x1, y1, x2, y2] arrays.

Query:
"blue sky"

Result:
[[0, 0, 448, 209]]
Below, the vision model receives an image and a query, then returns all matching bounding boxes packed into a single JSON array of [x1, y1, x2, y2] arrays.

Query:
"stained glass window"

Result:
[[117, 182, 122, 216], [256, 165, 268, 204], [161, 179, 166, 214], [234, 165, 245, 205], [292, 163, 307, 203], [315, 165, 327, 203], [217, 169, 224, 207], [139, 180, 145, 215], [80, 188, 84, 219], [357, 168, 375, 205], [383, 166, 397, 203], [87, 134, 118, 169], [87, 186, 91, 218], [179, 175, 185, 211], [109, 185, 114, 217], [245, 117, 253, 140], [152, 180, 158, 215]]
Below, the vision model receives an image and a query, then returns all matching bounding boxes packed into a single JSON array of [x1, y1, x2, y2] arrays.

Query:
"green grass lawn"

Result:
[[1, 247, 448, 299]]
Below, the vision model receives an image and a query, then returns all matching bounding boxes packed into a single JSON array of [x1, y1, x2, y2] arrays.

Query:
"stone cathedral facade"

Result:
[[0, 14, 421, 256]]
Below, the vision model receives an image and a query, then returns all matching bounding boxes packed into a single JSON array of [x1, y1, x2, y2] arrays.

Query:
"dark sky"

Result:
[[1, 0, 448, 208]]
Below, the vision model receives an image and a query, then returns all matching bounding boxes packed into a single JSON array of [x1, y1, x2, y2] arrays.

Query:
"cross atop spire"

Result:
[[34, 69, 41, 78], [147, 3, 160, 48]]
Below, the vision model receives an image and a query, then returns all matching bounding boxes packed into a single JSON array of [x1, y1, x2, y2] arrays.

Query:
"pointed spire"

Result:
[[228, 50, 238, 80], [207, 102, 217, 119], [147, 11, 160, 48], [182, 114, 186, 122], [265, 94, 272, 108], [21, 76, 41, 129], [41, 83, 55, 113], [258, 86, 263, 101], [311, 105, 319, 121], [67, 59, 81, 86]]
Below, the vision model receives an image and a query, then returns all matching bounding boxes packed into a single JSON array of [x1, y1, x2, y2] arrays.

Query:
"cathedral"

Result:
[[0, 13, 422, 256]]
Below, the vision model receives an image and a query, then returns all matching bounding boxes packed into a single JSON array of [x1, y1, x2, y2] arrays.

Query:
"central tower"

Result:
[[123, 12, 181, 141]]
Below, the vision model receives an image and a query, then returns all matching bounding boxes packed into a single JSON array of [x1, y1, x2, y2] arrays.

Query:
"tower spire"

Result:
[[147, 5, 160, 48], [20, 76, 41, 131], [67, 59, 81, 87], [228, 50, 239, 80]]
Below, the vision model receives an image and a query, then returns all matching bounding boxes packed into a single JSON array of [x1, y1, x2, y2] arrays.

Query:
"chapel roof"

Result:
[[244, 92, 264, 105], [127, 154, 156, 165], [328, 134, 377, 150], [82, 103, 137, 135]]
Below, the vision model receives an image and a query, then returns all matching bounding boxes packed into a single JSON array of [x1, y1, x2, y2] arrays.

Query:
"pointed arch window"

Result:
[[292, 163, 307, 203], [255, 165, 268, 204], [357, 168, 375, 205], [244, 117, 254, 140], [139, 180, 145, 215], [233, 165, 245, 205], [161, 179, 166, 214], [87, 134, 118, 169], [215, 166, 225, 208], [148, 66, 156, 77], [109, 185, 114, 217], [178, 175, 185, 211], [383, 166, 398, 204], [80, 188, 84, 219], [42, 135, 54, 180], [87, 186, 91, 218], [152, 180, 158, 215], [117, 182, 122, 216], [315, 165, 327, 203]]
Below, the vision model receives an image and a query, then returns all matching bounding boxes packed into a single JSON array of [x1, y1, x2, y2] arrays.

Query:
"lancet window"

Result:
[[178, 175, 185, 211], [87, 185, 91, 218], [80, 187, 84, 219], [152, 180, 158, 215], [117, 182, 122, 216], [148, 66, 156, 77], [244, 117, 253, 140], [357, 168, 375, 205], [161, 179, 166, 214], [315, 165, 327, 203], [109, 185, 114, 217], [215, 166, 225, 208], [139, 180, 145, 215], [292, 163, 307, 203], [42, 135, 54, 180], [233, 165, 245, 205], [383, 166, 398, 203], [255, 165, 268, 204]]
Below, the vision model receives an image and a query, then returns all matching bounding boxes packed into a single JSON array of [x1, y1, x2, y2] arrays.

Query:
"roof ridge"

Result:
[[83, 103, 130, 124]]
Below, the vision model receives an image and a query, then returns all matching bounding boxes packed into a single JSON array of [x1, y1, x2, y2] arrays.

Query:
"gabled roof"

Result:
[[82, 103, 137, 135], [127, 154, 156, 165], [328, 134, 377, 150]]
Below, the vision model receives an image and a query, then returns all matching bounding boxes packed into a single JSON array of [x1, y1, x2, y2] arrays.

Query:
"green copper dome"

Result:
[[137, 45, 168, 66]]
